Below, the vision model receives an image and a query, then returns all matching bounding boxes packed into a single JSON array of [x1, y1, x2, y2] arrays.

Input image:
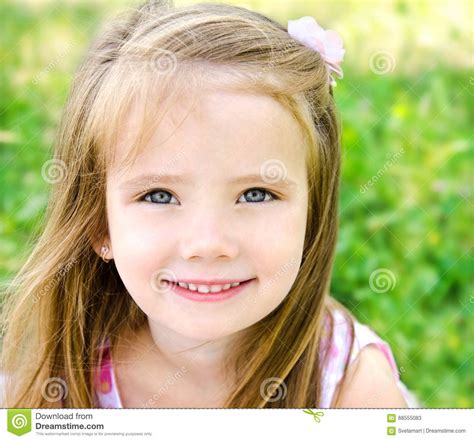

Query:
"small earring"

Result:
[[100, 245, 111, 263]]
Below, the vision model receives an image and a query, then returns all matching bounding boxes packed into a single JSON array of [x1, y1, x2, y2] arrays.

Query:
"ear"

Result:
[[91, 235, 113, 261]]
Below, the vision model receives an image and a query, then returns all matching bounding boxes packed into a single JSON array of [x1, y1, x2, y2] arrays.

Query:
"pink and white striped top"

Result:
[[93, 307, 421, 408], [318, 307, 421, 407]]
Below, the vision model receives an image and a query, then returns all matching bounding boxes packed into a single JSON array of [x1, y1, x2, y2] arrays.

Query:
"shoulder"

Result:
[[331, 343, 408, 408], [320, 300, 410, 408]]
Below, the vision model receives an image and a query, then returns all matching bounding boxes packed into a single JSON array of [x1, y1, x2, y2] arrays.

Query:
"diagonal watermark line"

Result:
[[422, 353, 473, 404], [382, 249, 471, 335]]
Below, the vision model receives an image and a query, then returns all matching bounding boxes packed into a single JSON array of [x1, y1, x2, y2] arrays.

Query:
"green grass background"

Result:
[[1, 0, 472, 407]]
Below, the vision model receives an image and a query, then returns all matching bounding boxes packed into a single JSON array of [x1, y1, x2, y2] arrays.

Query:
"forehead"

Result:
[[109, 87, 307, 184]]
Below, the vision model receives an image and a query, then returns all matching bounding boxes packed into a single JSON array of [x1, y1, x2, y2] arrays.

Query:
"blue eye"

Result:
[[142, 190, 178, 204], [140, 188, 279, 205], [238, 188, 278, 203]]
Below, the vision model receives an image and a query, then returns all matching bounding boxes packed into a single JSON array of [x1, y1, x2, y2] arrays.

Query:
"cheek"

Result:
[[242, 204, 307, 308], [111, 234, 157, 307], [107, 208, 174, 305], [248, 201, 306, 269]]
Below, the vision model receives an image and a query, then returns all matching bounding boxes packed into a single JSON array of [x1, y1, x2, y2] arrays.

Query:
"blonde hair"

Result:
[[0, 0, 355, 408]]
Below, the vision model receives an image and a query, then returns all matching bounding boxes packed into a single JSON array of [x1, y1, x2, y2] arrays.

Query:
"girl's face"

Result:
[[103, 88, 309, 342]]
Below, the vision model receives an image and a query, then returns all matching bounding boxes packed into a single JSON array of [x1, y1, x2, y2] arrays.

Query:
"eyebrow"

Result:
[[119, 173, 297, 191]]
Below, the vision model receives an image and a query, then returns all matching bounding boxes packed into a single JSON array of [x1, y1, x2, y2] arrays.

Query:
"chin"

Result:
[[171, 322, 242, 342]]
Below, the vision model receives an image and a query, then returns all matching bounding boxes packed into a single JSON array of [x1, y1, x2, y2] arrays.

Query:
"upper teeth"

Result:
[[175, 281, 242, 293]]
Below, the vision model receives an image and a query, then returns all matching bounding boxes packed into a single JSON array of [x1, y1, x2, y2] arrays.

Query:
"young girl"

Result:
[[0, 0, 421, 408]]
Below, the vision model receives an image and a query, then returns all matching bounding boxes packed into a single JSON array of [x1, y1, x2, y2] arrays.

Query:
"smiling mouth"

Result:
[[164, 278, 255, 301], [163, 278, 255, 294]]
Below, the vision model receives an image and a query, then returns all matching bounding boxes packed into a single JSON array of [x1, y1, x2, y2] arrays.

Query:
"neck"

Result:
[[138, 319, 242, 386]]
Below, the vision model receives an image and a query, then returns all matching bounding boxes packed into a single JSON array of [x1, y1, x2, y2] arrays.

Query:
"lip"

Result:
[[164, 278, 255, 302], [167, 278, 251, 285]]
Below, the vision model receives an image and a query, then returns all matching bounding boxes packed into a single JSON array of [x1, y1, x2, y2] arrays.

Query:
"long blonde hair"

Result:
[[0, 0, 355, 408]]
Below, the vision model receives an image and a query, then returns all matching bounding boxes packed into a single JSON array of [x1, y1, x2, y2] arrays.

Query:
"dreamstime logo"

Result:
[[369, 268, 396, 293], [33, 258, 77, 303], [250, 37, 294, 85], [7, 409, 32, 436], [363, 364, 409, 408], [41, 377, 68, 402], [260, 257, 298, 296], [260, 159, 287, 184], [142, 366, 188, 408], [360, 147, 405, 193], [233, 257, 298, 314], [151, 268, 178, 294], [41, 158, 67, 184], [369, 50, 396, 75], [11, 413, 28, 429], [151, 48, 178, 76], [260, 377, 287, 402], [32, 41, 77, 85]]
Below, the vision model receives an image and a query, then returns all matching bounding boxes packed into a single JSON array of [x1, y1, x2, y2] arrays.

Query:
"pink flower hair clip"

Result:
[[287, 16, 345, 87]]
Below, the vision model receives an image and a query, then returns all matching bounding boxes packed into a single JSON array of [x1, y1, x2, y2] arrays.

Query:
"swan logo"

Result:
[[7, 409, 31, 436]]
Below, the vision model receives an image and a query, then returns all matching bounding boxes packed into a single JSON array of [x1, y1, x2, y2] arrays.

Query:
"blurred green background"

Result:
[[0, 0, 472, 407]]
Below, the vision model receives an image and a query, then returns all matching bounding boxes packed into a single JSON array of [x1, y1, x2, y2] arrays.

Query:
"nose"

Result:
[[177, 203, 239, 261]]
